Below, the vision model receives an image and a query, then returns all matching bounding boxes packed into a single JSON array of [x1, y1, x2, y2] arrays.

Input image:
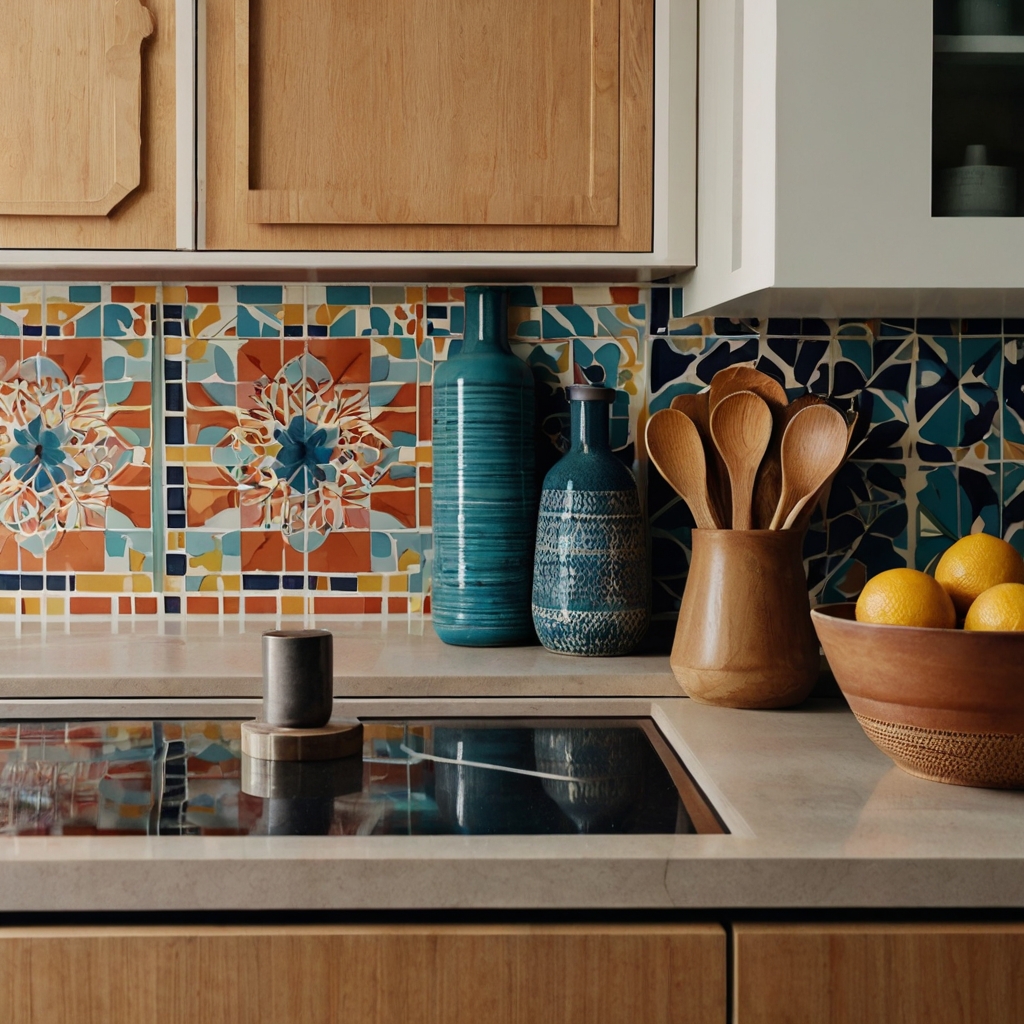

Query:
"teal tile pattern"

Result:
[[647, 311, 1024, 626]]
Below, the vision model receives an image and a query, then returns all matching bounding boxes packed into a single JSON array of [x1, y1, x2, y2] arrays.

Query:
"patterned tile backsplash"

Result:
[[0, 282, 1021, 639]]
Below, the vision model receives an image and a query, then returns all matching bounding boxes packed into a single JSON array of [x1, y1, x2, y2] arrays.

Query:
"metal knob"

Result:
[[262, 629, 334, 728]]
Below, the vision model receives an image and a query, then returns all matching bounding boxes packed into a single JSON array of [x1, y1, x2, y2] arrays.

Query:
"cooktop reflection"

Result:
[[0, 718, 726, 837]]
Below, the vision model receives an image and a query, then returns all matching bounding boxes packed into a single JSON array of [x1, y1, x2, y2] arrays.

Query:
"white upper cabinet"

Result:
[[684, 0, 1024, 317]]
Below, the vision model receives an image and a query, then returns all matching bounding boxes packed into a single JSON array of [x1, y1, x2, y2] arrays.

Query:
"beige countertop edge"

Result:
[[0, 696, 1021, 910]]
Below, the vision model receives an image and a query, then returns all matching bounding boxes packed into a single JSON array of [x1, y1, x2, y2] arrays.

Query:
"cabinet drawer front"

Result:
[[239, 0, 619, 227], [0, 923, 725, 1024], [734, 923, 1024, 1024]]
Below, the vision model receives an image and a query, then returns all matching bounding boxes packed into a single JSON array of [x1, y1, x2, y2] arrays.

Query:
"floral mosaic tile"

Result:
[[165, 309, 423, 616], [0, 285, 154, 616]]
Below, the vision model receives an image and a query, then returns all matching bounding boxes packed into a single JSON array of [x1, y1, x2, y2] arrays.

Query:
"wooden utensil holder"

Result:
[[671, 529, 819, 708]]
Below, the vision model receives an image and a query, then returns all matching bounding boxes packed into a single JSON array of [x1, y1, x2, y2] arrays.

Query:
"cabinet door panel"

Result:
[[0, 923, 726, 1024], [0, 0, 152, 216], [0, 0, 177, 248], [205, 0, 653, 251], [243, 0, 619, 227], [734, 923, 1024, 1024]]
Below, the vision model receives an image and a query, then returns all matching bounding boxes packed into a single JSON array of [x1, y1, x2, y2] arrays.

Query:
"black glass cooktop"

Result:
[[0, 718, 725, 837]]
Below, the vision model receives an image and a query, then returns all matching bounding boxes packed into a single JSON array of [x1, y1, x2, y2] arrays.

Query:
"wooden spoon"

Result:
[[670, 391, 732, 527], [708, 364, 788, 415], [791, 408, 860, 533], [753, 393, 828, 529], [645, 409, 721, 529], [769, 403, 850, 530], [709, 390, 774, 531]]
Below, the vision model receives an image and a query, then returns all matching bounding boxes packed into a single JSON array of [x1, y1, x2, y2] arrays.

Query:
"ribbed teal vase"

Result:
[[532, 385, 649, 656], [431, 287, 536, 646]]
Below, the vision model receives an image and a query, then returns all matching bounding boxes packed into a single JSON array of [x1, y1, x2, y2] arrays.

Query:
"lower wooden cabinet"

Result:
[[733, 924, 1024, 1024], [0, 923, 726, 1024]]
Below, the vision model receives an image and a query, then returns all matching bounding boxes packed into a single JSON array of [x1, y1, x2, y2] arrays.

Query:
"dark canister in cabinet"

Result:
[[531, 385, 649, 656], [431, 286, 536, 646]]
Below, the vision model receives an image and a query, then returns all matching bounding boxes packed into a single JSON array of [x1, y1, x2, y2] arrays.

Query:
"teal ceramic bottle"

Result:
[[431, 287, 536, 646], [532, 385, 649, 655]]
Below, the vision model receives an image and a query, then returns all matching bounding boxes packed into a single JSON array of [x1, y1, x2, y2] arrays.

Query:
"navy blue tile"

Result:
[[243, 575, 280, 590], [164, 596, 181, 614], [164, 322, 182, 337], [714, 318, 758, 336], [330, 577, 359, 592], [165, 554, 186, 576], [167, 488, 185, 511], [801, 318, 831, 337], [165, 383, 183, 412], [163, 305, 183, 320], [164, 359, 182, 380], [962, 319, 1002, 335], [0, 575, 19, 591], [282, 575, 304, 590], [917, 318, 957, 336], [20, 575, 43, 591], [45, 576, 65, 591], [166, 466, 184, 485], [650, 288, 669, 335], [165, 417, 184, 445], [168, 514, 186, 529]]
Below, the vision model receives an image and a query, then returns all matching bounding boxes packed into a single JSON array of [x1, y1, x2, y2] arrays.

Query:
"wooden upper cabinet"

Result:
[[0, 0, 177, 250], [205, 0, 654, 251]]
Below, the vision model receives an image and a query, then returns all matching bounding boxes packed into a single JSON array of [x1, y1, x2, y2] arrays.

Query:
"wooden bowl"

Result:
[[812, 603, 1024, 789]]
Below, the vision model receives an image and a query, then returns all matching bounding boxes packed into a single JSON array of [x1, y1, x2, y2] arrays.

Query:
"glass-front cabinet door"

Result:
[[934, 0, 1024, 217]]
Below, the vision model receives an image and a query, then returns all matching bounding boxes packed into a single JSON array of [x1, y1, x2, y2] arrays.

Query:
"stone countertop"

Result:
[[0, 619, 681, 699], [0, 690, 1022, 912]]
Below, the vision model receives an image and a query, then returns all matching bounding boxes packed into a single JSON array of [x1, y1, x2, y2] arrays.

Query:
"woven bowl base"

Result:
[[855, 714, 1024, 789]]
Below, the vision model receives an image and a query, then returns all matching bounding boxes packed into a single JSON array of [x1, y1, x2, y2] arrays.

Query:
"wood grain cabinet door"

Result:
[[734, 924, 1024, 1024], [205, 0, 653, 251], [0, 0, 178, 249], [0, 923, 725, 1024]]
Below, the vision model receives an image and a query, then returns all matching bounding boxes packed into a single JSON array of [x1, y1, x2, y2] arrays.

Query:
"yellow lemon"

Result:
[[934, 534, 1024, 617], [964, 583, 1024, 632], [855, 568, 956, 629]]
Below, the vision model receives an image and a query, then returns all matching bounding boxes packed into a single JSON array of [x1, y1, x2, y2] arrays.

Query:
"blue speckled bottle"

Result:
[[532, 385, 649, 656], [431, 287, 536, 646]]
